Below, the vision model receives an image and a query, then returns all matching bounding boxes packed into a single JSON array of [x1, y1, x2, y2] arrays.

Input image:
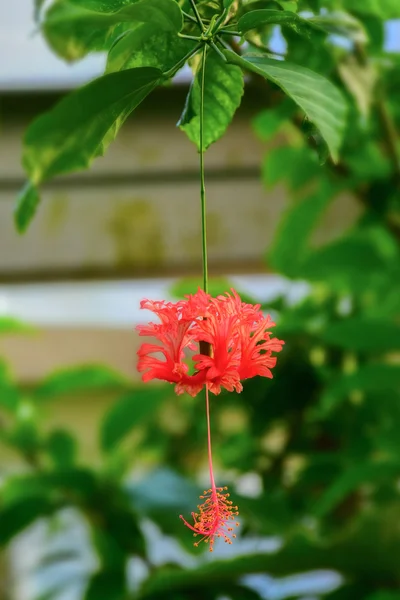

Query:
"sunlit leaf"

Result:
[[43, 0, 183, 60], [106, 25, 194, 73], [17, 67, 161, 231], [343, 0, 400, 19], [179, 49, 244, 150], [238, 9, 323, 37], [0, 316, 35, 334], [225, 50, 347, 162]]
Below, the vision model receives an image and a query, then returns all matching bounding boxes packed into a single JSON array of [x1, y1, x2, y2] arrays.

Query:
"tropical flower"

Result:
[[136, 288, 284, 397], [179, 485, 239, 551], [136, 288, 284, 551]]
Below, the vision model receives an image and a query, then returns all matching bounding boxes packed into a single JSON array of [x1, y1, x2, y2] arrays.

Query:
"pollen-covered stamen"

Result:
[[179, 486, 239, 552]]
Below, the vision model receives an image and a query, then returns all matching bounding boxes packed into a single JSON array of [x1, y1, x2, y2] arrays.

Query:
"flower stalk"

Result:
[[136, 0, 284, 552]]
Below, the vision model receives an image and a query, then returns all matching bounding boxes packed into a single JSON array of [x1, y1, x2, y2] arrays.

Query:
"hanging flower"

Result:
[[136, 288, 284, 397], [136, 288, 284, 551]]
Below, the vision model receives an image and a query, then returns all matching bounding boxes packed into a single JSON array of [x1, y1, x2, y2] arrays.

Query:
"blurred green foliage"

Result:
[[2, 0, 400, 598]]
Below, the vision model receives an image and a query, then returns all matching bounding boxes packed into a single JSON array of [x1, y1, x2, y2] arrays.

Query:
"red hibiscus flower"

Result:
[[136, 288, 284, 550], [136, 288, 284, 397]]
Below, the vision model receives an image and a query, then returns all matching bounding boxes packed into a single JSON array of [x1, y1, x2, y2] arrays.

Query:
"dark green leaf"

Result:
[[318, 318, 400, 353], [43, 0, 183, 60], [84, 569, 125, 600], [179, 49, 244, 150], [321, 364, 400, 414], [2, 470, 98, 505], [137, 523, 400, 596], [0, 497, 55, 546], [35, 365, 130, 400], [366, 594, 400, 600], [238, 9, 323, 37], [0, 361, 20, 412], [15, 183, 41, 234], [100, 387, 166, 451], [46, 429, 77, 467], [106, 25, 194, 73], [18, 67, 161, 230], [225, 50, 347, 162], [313, 462, 400, 517]]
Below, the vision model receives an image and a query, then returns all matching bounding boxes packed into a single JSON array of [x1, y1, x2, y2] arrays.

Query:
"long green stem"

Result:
[[163, 43, 202, 79], [188, 0, 205, 32], [200, 44, 208, 293]]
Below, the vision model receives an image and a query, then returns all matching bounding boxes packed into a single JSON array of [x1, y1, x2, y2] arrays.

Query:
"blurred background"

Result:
[[0, 1, 400, 599]]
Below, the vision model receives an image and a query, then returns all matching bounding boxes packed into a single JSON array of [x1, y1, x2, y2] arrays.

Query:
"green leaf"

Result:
[[106, 25, 194, 73], [0, 316, 35, 335], [268, 179, 335, 277], [299, 233, 388, 290], [15, 183, 41, 234], [179, 49, 244, 150], [313, 462, 400, 518], [262, 145, 320, 191], [310, 12, 368, 43], [43, 0, 183, 61], [238, 9, 323, 37], [46, 429, 77, 467], [318, 318, 400, 353], [67, 0, 134, 10], [321, 364, 400, 414], [18, 67, 161, 231], [366, 594, 400, 600], [84, 569, 125, 600], [35, 365, 130, 400], [0, 362, 20, 412], [343, 0, 400, 19], [0, 497, 55, 546], [100, 387, 166, 451], [137, 523, 400, 596], [1, 470, 98, 506], [225, 50, 347, 162], [338, 55, 377, 118], [252, 101, 294, 142]]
